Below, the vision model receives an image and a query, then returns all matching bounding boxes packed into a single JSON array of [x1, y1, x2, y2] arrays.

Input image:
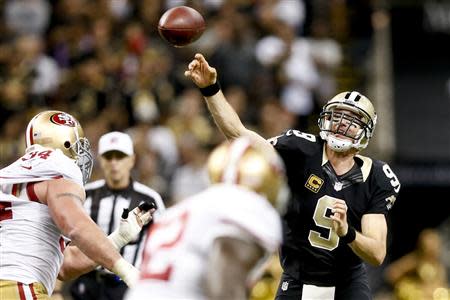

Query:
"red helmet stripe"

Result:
[[28, 124, 34, 145]]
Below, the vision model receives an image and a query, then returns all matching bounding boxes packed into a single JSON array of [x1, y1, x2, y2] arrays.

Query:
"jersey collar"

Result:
[[322, 145, 372, 182]]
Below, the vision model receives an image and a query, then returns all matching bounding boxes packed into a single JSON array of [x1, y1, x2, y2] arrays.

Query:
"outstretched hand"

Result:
[[184, 53, 217, 88], [109, 202, 156, 249], [122, 202, 156, 227], [331, 199, 349, 237]]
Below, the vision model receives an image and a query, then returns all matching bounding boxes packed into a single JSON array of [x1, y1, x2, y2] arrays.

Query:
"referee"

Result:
[[69, 131, 165, 300]]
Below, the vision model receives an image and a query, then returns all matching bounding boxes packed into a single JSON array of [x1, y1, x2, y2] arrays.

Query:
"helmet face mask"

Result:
[[70, 137, 94, 185], [207, 137, 288, 214], [26, 111, 93, 185], [318, 91, 377, 152]]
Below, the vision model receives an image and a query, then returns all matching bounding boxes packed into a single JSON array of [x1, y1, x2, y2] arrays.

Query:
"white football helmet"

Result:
[[207, 137, 289, 213], [318, 91, 377, 152], [25, 110, 93, 185]]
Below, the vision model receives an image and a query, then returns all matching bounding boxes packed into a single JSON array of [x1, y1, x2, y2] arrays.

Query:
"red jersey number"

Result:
[[21, 150, 53, 161], [141, 211, 190, 281]]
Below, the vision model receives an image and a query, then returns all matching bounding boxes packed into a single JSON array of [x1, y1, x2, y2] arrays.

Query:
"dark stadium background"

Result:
[[390, 0, 450, 260]]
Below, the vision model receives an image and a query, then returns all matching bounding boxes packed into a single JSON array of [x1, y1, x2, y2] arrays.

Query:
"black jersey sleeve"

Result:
[[367, 161, 401, 215], [268, 129, 320, 158]]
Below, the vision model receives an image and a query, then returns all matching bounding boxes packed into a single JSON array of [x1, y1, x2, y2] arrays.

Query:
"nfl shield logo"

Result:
[[281, 281, 289, 291], [334, 182, 343, 191]]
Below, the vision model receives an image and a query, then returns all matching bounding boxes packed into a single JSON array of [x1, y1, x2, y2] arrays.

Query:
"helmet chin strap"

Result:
[[326, 135, 353, 152]]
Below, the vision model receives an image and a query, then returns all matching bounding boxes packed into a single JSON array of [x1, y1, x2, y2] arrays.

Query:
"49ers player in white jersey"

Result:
[[125, 137, 288, 300], [0, 111, 149, 299]]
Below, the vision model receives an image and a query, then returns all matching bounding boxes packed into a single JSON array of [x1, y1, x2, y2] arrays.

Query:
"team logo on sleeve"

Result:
[[385, 195, 397, 210], [305, 174, 324, 193], [50, 113, 77, 127]]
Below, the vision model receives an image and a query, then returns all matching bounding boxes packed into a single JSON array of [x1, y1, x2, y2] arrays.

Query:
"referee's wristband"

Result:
[[199, 81, 221, 97], [341, 226, 356, 244]]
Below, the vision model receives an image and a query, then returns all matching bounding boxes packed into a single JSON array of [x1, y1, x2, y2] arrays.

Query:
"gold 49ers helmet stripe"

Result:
[[221, 138, 252, 184]]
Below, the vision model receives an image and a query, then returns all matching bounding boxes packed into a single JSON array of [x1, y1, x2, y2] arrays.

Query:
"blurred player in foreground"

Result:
[[0, 111, 152, 299], [125, 137, 288, 300], [185, 53, 400, 300]]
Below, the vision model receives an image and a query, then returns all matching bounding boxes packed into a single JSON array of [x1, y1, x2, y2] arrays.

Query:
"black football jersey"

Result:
[[269, 129, 400, 286]]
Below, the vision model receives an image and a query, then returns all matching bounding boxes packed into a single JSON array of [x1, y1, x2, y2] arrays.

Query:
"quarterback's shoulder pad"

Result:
[[267, 129, 321, 155]]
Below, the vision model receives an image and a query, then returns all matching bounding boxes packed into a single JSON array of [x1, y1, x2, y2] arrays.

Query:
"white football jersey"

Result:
[[0, 145, 83, 294], [126, 184, 282, 300]]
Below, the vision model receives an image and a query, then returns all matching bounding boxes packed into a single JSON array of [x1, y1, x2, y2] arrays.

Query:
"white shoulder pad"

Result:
[[0, 146, 83, 187], [206, 185, 282, 253]]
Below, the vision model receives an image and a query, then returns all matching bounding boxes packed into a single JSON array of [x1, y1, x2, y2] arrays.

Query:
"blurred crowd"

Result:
[[1, 0, 447, 299], [0, 0, 375, 203]]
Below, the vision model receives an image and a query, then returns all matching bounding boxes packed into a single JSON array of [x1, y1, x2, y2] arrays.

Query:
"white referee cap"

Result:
[[98, 131, 134, 156]]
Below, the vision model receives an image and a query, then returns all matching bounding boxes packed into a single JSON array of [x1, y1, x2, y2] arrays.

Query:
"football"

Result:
[[158, 6, 205, 47]]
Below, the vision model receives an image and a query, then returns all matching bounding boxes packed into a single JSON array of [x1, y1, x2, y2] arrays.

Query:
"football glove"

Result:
[[108, 202, 156, 250]]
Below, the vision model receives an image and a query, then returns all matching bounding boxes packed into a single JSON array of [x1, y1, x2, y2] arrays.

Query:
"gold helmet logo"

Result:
[[49, 112, 77, 127]]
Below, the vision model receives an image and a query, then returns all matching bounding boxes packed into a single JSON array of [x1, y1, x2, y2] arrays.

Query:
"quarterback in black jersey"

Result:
[[185, 53, 400, 300]]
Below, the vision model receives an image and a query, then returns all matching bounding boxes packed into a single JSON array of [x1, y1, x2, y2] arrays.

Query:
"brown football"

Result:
[[158, 6, 205, 47]]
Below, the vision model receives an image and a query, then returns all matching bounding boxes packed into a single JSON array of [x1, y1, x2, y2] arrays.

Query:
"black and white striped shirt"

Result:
[[83, 179, 165, 269]]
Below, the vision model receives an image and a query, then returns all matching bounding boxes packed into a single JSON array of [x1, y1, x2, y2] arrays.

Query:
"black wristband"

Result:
[[199, 81, 221, 97], [341, 226, 356, 244]]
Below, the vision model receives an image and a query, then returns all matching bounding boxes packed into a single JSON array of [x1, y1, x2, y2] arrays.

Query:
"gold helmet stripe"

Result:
[[222, 138, 251, 184]]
